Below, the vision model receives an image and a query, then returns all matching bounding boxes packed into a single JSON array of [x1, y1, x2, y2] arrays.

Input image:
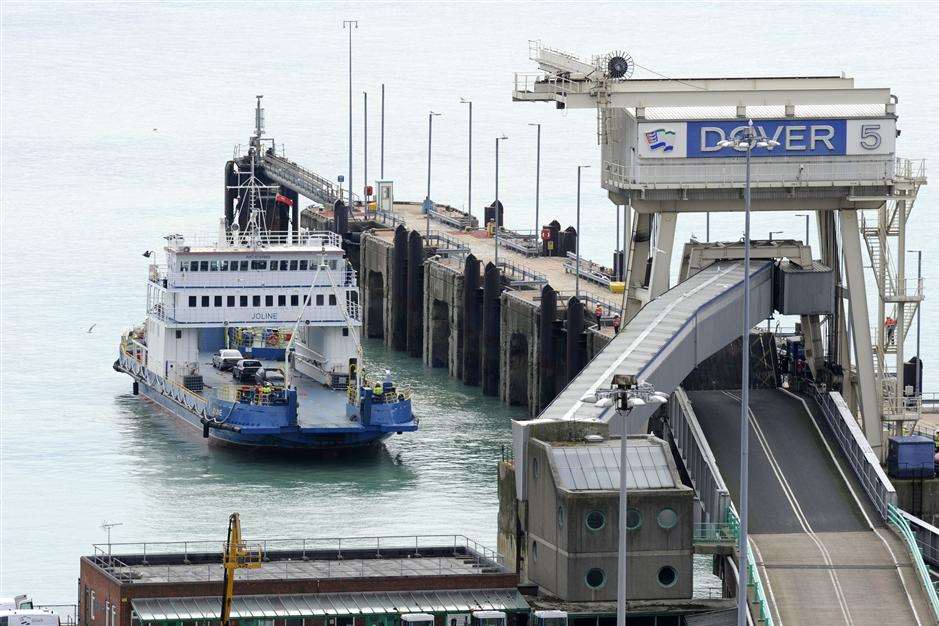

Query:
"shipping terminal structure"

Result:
[[113, 102, 416, 451]]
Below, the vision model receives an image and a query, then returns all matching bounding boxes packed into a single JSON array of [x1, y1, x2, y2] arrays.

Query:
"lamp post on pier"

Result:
[[575, 164, 590, 300], [795, 213, 810, 246], [424, 111, 441, 236], [341, 19, 358, 206], [494, 135, 508, 266], [717, 120, 779, 626], [461, 98, 473, 220], [528, 123, 541, 242]]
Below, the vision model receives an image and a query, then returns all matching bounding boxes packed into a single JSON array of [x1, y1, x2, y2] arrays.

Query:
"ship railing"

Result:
[[166, 268, 353, 290], [217, 384, 285, 406], [360, 376, 412, 403], [90, 534, 504, 575], [165, 230, 342, 250]]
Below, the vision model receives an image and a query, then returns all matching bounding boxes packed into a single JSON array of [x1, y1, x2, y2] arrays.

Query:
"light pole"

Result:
[[795, 213, 810, 246], [912, 250, 923, 361], [529, 123, 541, 242], [718, 120, 779, 626], [342, 20, 358, 205], [380, 83, 385, 179], [575, 165, 590, 300], [461, 98, 473, 221], [495, 135, 508, 265], [768, 230, 782, 242], [425, 111, 441, 236], [363, 91, 368, 212], [581, 380, 668, 626], [706, 212, 710, 242]]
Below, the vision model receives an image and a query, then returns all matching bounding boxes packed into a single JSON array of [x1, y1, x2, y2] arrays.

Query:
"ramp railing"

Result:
[[888, 504, 939, 621], [808, 386, 897, 519], [726, 507, 776, 626], [665, 387, 731, 524]]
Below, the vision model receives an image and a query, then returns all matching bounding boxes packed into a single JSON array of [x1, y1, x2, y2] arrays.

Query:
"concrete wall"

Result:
[[424, 259, 464, 376], [360, 231, 395, 344]]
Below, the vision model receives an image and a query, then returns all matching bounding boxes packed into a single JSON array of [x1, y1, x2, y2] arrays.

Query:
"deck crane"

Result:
[[220, 513, 263, 626]]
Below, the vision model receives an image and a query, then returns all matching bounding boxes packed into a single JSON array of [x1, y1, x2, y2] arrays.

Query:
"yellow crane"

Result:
[[220, 513, 263, 626]]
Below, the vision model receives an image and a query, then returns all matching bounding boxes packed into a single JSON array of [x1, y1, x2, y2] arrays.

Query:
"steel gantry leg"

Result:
[[839, 208, 882, 457], [650, 212, 677, 299]]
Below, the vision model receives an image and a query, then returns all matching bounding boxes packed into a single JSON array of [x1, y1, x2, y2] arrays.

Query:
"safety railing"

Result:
[[217, 384, 286, 406], [165, 230, 342, 250], [883, 277, 925, 302], [603, 157, 898, 189], [900, 509, 939, 569], [499, 229, 541, 256], [497, 260, 547, 288], [809, 386, 897, 519], [692, 522, 739, 545], [90, 534, 504, 577], [888, 504, 939, 622], [895, 157, 927, 182], [372, 208, 405, 228], [261, 152, 357, 205], [428, 204, 478, 230], [564, 251, 614, 288], [726, 507, 775, 626], [425, 231, 471, 260]]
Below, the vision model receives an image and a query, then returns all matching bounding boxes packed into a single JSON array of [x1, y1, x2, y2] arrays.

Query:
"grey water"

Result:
[[2, 0, 938, 601]]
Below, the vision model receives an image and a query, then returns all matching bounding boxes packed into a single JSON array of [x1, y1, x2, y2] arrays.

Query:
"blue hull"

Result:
[[135, 379, 413, 451]]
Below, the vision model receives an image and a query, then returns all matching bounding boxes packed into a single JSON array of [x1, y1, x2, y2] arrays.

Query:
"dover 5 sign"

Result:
[[638, 119, 896, 158]]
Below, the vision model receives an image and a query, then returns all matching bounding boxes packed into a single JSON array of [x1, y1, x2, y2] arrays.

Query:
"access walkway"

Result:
[[690, 388, 931, 625]]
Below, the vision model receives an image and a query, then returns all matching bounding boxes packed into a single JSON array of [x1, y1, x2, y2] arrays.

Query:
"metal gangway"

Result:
[[260, 152, 358, 206]]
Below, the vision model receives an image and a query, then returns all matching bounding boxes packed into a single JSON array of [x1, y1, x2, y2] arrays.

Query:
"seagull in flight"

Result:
[[87, 324, 96, 333]]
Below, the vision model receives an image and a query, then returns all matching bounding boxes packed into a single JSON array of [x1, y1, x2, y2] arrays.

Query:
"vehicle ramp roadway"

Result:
[[690, 388, 932, 625]]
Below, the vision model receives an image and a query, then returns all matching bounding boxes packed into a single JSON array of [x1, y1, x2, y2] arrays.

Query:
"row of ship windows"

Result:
[[180, 259, 340, 272], [187, 294, 339, 308]]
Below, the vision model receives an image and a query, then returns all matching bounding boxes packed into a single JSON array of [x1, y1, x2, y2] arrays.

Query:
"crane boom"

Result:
[[220, 513, 262, 626]]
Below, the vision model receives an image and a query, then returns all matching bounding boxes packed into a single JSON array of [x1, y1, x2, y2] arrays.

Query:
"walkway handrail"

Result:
[[808, 386, 897, 519], [888, 504, 939, 622], [726, 507, 775, 626]]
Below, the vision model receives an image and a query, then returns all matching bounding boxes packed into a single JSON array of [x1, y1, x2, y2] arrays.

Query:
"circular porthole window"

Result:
[[585, 510, 606, 531], [657, 565, 678, 588], [585, 567, 606, 589], [657, 508, 678, 529], [625, 507, 643, 530], [557, 504, 565, 529], [531, 540, 539, 561]]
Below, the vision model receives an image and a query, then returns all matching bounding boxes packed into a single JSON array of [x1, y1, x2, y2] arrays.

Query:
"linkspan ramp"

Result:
[[689, 388, 931, 625]]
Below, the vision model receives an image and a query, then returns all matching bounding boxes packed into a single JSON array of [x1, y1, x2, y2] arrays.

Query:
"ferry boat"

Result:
[[114, 122, 416, 451]]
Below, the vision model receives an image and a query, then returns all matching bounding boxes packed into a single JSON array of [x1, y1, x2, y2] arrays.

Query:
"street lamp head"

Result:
[[460, 97, 471, 104], [430, 111, 441, 117], [528, 122, 541, 128]]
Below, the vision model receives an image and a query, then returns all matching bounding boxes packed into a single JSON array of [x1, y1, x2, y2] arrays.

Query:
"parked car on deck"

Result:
[[212, 349, 244, 370], [254, 368, 286, 387], [232, 359, 263, 381]]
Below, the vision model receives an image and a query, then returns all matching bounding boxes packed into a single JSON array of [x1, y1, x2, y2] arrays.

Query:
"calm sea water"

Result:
[[2, 1, 938, 601]]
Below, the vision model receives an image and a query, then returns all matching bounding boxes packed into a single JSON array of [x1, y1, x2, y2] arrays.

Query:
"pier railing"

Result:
[[497, 260, 547, 288], [90, 534, 503, 577], [425, 231, 471, 260], [564, 251, 615, 288], [498, 229, 541, 257]]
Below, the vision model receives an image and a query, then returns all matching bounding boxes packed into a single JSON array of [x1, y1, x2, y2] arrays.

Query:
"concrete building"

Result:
[[506, 430, 693, 603]]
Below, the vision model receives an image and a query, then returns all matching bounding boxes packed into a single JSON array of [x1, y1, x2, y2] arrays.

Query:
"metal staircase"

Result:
[[861, 157, 927, 424]]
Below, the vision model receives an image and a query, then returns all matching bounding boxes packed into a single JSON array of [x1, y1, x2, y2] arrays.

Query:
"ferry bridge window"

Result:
[[180, 262, 188, 271], [280, 260, 289, 271], [270, 260, 279, 271], [251, 260, 267, 270], [265, 295, 274, 306], [190, 260, 199, 271], [253, 295, 261, 307], [227, 260, 237, 271], [199, 261, 209, 271], [214, 296, 223, 307], [278, 295, 286, 306], [201, 296, 210, 307], [220, 260, 229, 271], [227, 296, 235, 307], [240, 295, 248, 307], [291, 295, 299, 306], [210, 261, 219, 271], [189, 296, 197, 307], [316, 294, 324, 306], [299, 260, 309, 271], [239, 260, 249, 271], [329, 294, 337, 306], [289, 260, 298, 271]]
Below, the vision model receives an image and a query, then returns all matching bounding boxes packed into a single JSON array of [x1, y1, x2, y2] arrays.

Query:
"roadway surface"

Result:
[[690, 388, 932, 625]]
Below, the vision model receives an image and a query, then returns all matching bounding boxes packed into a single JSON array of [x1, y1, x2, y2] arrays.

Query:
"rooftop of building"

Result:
[[536, 434, 688, 492], [85, 535, 506, 586]]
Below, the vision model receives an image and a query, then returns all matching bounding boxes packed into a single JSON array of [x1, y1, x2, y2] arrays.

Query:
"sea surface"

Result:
[[2, 1, 938, 601]]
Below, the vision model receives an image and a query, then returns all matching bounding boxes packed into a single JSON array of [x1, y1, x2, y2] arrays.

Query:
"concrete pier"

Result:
[[324, 201, 620, 417]]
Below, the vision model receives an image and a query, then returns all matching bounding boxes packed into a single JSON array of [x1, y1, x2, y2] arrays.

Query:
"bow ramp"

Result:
[[519, 259, 775, 440]]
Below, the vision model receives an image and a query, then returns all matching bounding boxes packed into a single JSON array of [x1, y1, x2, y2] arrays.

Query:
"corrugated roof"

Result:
[[547, 436, 679, 491], [132, 590, 529, 622]]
